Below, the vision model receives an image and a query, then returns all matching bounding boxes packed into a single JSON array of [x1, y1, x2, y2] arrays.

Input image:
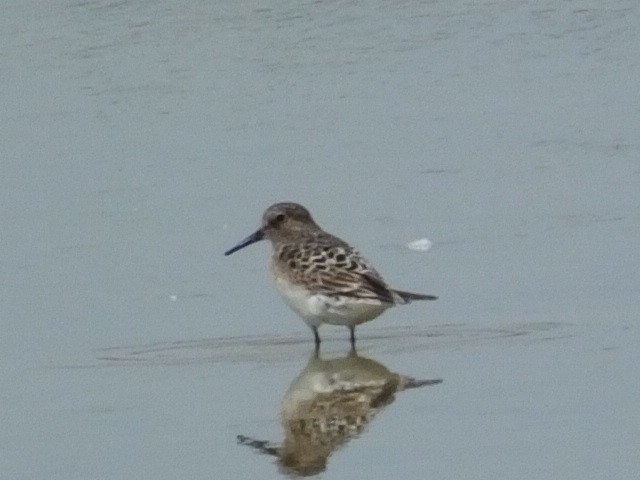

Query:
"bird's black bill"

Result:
[[224, 228, 265, 256]]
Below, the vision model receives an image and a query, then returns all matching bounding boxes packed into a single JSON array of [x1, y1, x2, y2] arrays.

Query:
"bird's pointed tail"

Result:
[[392, 289, 438, 304]]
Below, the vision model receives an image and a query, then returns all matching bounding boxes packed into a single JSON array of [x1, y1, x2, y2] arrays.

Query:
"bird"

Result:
[[224, 202, 437, 348]]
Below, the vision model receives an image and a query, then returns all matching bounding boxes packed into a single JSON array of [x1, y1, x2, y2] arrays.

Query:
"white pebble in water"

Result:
[[406, 238, 432, 252]]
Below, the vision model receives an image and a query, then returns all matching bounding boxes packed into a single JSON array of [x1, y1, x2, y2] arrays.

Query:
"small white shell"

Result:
[[406, 238, 432, 252]]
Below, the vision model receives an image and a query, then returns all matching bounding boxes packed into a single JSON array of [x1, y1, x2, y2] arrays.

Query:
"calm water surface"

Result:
[[2, 0, 639, 478]]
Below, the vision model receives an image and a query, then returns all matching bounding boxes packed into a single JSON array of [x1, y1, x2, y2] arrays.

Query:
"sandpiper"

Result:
[[224, 202, 437, 348]]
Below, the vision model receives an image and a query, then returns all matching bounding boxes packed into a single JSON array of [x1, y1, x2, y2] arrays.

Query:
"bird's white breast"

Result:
[[274, 276, 390, 328]]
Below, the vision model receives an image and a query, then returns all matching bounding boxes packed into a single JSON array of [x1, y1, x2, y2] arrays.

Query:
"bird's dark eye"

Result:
[[268, 212, 286, 228]]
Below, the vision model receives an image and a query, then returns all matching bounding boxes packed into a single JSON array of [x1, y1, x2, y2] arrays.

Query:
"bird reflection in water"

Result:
[[237, 350, 442, 477]]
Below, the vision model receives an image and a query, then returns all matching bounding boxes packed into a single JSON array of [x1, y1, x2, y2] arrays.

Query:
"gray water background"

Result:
[[2, 0, 639, 478]]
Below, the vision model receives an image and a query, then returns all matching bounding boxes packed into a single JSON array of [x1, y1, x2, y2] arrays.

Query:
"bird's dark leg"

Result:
[[349, 326, 356, 349], [312, 327, 321, 350]]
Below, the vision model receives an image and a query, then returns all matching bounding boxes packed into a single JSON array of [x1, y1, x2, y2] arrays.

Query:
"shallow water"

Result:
[[2, 0, 640, 479]]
